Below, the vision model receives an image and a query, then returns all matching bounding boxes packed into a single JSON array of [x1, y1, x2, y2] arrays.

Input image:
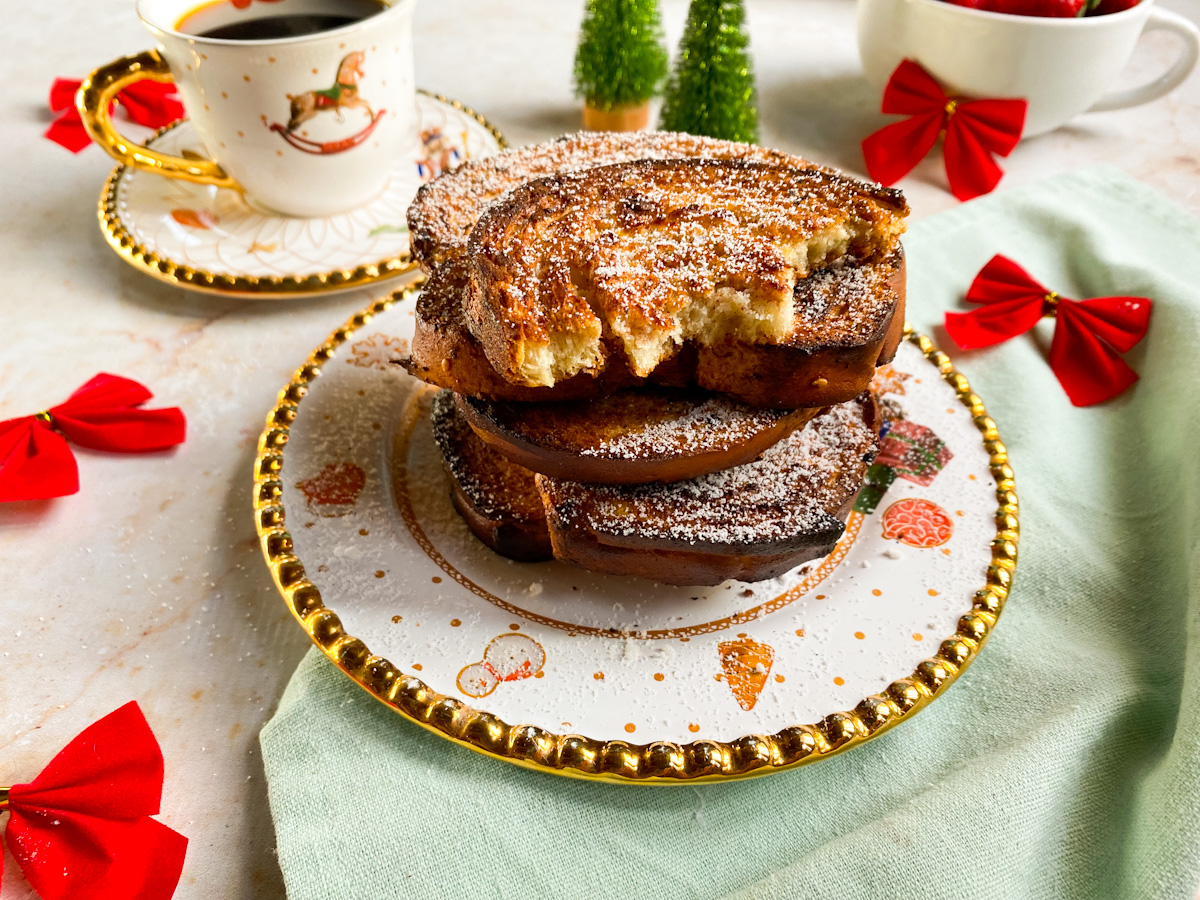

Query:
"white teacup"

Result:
[[857, 0, 1200, 137], [78, 0, 417, 217]]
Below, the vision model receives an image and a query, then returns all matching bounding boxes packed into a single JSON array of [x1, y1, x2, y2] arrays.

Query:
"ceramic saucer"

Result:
[[253, 287, 1020, 783], [99, 92, 505, 299]]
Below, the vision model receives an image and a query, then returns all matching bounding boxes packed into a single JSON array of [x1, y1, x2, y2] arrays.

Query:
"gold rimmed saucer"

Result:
[[253, 286, 1019, 784], [98, 92, 505, 299]]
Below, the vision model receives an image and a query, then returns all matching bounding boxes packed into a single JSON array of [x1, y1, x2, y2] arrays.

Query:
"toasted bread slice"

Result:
[[403, 261, 642, 403], [456, 388, 822, 485], [429, 390, 552, 562], [401, 250, 904, 409], [464, 159, 907, 388], [536, 395, 879, 586], [408, 130, 823, 271], [695, 249, 906, 408]]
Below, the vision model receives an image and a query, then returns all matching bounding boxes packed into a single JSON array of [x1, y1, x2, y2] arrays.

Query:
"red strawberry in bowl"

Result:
[[945, 0, 1086, 15], [1090, 0, 1140, 14]]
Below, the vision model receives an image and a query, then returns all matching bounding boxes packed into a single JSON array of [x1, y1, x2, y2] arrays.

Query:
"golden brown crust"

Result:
[[694, 249, 907, 408], [401, 262, 638, 402], [463, 159, 908, 388], [429, 391, 552, 562], [400, 250, 904, 409], [407, 130, 824, 272], [536, 395, 880, 586], [457, 388, 823, 485]]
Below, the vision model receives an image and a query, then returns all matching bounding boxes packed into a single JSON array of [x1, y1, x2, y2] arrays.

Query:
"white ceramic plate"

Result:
[[255, 288, 1017, 781]]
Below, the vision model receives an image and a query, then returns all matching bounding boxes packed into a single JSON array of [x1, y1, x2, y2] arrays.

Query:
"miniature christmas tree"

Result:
[[573, 0, 669, 131], [659, 0, 760, 143]]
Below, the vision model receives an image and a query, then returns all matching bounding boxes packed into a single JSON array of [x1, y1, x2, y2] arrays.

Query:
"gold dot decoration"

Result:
[[359, 528, 369, 536], [624, 723, 636, 733], [872, 589, 882, 596], [431, 576, 442, 584], [412, 663, 422, 671], [653, 673, 665, 682], [928, 589, 938, 596], [374, 570, 385, 578], [834, 677, 845, 686], [391, 615, 401, 624], [508, 623, 520, 631], [593, 672, 604, 680], [854, 631, 865, 640], [795, 629, 805, 637], [688, 723, 700, 733], [450, 619, 461, 627], [913, 633, 924, 641]]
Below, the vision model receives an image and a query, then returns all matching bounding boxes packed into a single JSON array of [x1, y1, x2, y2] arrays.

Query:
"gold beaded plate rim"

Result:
[[97, 92, 507, 300], [253, 286, 1019, 783]]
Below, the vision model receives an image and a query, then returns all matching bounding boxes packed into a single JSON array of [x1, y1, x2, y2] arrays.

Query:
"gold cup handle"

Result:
[[77, 49, 239, 191]]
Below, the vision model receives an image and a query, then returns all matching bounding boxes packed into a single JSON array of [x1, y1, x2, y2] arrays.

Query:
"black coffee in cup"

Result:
[[177, 0, 387, 40]]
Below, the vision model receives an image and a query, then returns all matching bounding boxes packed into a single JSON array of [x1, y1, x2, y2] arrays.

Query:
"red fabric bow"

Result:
[[45, 78, 184, 153], [0, 374, 186, 502], [1, 702, 188, 900], [862, 59, 1028, 201], [944, 255, 1153, 406]]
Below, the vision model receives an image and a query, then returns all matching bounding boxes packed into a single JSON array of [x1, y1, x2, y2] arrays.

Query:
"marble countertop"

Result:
[[2, 0, 1198, 896]]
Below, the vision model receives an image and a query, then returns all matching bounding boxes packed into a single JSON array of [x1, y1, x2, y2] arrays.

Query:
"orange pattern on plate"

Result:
[[880, 498, 954, 548], [297, 462, 366, 517], [718, 637, 775, 711]]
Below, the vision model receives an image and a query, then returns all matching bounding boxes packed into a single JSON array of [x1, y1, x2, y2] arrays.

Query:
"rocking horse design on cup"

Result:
[[268, 51, 388, 155], [76, 0, 419, 217]]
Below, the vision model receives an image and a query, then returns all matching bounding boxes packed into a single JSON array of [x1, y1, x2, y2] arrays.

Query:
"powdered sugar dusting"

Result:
[[541, 397, 878, 547], [429, 390, 543, 525], [468, 389, 799, 463], [585, 395, 789, 461], [408, 130, 828, 268], [469, 159, 907, 368], [791, 256, 901, 343]]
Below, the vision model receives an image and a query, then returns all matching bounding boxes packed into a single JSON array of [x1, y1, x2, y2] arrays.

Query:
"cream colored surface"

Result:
[[1, 0, 1198, 896]]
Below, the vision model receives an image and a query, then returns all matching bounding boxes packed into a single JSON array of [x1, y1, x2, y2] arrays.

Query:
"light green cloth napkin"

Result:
[[260, 167, 1200, 900]]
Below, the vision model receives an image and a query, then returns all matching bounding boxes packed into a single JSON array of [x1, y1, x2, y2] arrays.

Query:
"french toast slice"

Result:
[[407, 130, 823, 271], [464, 159, 908, 388], [695, 248, 906, 408], [429, 390, 552, 562], [400, 250, 904, 409], [456, 388, 823, 485], [536, 395, 879, 586], [403, 261, 640, 403]]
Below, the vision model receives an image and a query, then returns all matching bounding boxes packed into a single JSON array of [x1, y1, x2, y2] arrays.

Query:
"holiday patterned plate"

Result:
[[99, 92, 505, 299], [254, 287, 1018, 783]]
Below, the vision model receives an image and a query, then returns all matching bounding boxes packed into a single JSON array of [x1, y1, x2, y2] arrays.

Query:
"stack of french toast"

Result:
[[400, 132, 909, 587]]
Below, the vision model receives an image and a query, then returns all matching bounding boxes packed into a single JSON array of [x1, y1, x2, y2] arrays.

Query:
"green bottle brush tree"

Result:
[[659, 0, 760, 143], [573, 0, 669, 131]]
